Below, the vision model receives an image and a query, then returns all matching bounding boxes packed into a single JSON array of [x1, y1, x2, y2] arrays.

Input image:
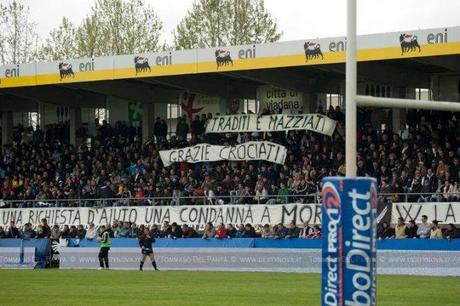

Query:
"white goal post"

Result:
[[345, 0, 460, 177]]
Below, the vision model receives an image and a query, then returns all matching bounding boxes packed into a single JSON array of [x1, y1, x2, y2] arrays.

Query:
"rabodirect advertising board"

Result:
[[321, 177, 378, 306]]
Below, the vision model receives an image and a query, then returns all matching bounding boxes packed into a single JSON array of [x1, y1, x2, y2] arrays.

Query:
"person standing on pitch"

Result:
[[97, 225, 111, 270], [138, 227, 159, 271]]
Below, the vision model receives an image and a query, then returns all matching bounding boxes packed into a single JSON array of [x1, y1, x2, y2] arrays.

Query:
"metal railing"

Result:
[[0, 194, 320, 209], [0, 192, 460, 209]]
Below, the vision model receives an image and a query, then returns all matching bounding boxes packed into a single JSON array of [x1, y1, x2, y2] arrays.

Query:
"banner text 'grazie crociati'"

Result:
[[159, 141, 287, 167]]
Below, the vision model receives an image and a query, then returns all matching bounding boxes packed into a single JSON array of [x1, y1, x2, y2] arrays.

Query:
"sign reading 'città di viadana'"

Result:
[[205, 113, 337, 136], [159, 141, 287, 167], [258, 85, 303, 114]]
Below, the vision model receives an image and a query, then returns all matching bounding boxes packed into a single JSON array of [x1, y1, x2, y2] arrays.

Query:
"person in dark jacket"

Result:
[[149, 224, 162, 238], [377, 221, 393, 239], [234, 224, 246, 238], [169, 222, 183, 239], [181, 224, 197, 238], [98, 181, 114, 199], [153, 117, 163, 143], [191, 115, 203, 138], [7, 221, 20, 238], [274, 223, 287, 239], [175, 116, 189, 140], [243, 223, 256, 238], [226, 224, 237, 238], [0, 226, 6, 238], [405, 220, 419, 238], [443, 223, 460, 240], [285, 221, 300, 239], [21, 223, 36, 239], [76, 224, 87, 239], [138, 228, 159, 271], [40, 219, 51, 238], [60, 225, 71, 239], [69, 225, 78, 238]]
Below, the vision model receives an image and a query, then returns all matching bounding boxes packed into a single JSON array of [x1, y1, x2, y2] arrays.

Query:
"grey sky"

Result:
[[24, 0, 460, 44]]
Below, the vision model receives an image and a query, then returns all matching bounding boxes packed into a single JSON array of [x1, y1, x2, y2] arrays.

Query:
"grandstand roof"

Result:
[[0, 26, 459, 108]]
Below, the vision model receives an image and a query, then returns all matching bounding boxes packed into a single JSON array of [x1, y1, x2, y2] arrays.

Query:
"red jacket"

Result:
[[215, 227, 228, 238]]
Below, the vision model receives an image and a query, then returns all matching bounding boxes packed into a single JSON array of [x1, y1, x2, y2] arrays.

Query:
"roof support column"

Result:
[[2, 111, 13, 147], [142, 103, 155, 144], [69, 107, 82, 146], [38, 101, 45, 131]]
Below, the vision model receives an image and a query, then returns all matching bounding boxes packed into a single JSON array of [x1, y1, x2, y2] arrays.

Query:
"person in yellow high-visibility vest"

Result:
[[97, 225, 111, 269]]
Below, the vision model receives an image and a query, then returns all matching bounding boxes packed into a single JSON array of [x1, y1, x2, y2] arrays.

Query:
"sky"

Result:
[[22, 0, 460, 44]]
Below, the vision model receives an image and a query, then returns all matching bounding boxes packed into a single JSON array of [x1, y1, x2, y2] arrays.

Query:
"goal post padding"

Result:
[[321, 177, 378, 306]]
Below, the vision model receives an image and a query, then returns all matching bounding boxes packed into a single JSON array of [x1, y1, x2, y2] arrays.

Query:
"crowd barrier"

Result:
[[58, 239, 460, 276], [1, 192, 459, 209], [1, 238, 459, 275], [58, 247, 460, 276], [0, 247, 35, 268], [0, 239, 49, 268], [66, 238, 460, 250]]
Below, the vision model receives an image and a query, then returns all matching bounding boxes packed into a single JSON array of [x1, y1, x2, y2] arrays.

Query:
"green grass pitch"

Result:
[[0, 270, 458, 305]]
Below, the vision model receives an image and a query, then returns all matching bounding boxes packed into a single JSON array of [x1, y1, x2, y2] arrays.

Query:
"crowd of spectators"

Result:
[[1, 106, 460, 208], [1, 217, 458, 241], [0, 219, 322, 240], [378, 215, 460, 240]]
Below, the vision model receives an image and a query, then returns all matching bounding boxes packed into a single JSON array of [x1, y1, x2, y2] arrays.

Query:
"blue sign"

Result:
[[321, 177, 377, 306]]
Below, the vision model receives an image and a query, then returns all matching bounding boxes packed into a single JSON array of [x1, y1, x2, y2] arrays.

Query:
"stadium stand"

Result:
[[0, 106, 459, 208]]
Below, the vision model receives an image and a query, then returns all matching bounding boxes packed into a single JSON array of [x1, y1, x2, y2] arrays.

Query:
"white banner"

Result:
[[159, 141, 287, 167], [258, 85, 303, 114], [205, 113, 336, 136], [0, 203, 321, 227], [391, 202, 460, 224]]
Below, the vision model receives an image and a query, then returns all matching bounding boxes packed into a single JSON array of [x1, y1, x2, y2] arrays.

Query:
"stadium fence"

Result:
[[0, 192, 459, 208]]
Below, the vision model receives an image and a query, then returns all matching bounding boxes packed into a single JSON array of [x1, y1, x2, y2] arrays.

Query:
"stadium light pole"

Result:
[[345, 0, 357, 177]]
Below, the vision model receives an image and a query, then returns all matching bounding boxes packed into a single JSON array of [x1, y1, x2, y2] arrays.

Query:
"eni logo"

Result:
[[58, 62, 75, 80], [304, 41, 323, 62], [399, 33, 421, 55], [134, 56, 151, 74], [215, 49, 233, 69]]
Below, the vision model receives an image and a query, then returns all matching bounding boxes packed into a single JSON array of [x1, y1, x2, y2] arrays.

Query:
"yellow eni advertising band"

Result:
[[0, 26, 459, 88]]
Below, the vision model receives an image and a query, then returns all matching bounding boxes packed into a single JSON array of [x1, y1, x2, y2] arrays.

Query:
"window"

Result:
[[244, 99, 258, 113], [416, 88, 431, 100], [326, 94, 343, 108], [167, 103, 182, 119], [95, 108, 109, 124], [27, 112, 40, 128]]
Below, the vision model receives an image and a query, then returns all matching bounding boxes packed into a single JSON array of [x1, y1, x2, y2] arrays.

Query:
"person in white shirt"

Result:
[[417, 215, 431, 238], [299, 221, 312, 239], [85, 223, 97, 240]]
